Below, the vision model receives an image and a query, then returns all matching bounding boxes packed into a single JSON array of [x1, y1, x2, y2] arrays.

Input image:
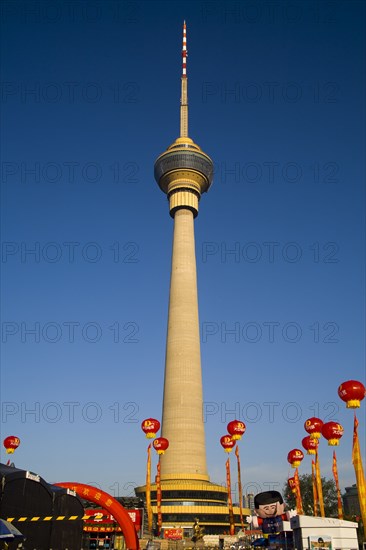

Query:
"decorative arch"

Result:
[[56, 482, 139, 550]]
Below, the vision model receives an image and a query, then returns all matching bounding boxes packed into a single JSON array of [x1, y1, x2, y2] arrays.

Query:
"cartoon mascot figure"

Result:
[[247, 490, 297, 536]]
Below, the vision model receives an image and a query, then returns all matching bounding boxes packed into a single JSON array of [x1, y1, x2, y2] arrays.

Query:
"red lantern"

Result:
[[304, 417, 323, 439], [3, 436, 20, 454], [153, 437, 169, 455], [227, 420, 246, 441], [220, 435, 236, 453], [287, 449, 304, 468], [141, 418, 160, 439], [321, 422, 344, 446], [302, 436, 319, 455], [288, 477, 297, 494], [338, 380, 365, 409]]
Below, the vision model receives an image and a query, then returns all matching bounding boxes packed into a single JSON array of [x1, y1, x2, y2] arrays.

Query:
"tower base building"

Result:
[[135, 481, 247, 535]]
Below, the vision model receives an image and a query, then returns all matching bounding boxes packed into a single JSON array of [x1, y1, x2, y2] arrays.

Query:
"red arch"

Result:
[[56, 482, 139, 550]]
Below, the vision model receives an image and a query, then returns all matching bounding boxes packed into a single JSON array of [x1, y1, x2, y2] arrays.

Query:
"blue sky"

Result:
[[1, 0, 365, 501]]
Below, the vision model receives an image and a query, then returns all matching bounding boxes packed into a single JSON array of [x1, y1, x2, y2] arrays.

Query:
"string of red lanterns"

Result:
[[286, 379, 364, 522]]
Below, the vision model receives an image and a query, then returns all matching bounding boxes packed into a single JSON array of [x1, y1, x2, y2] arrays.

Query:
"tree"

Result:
[[283, 474, 338, 517]]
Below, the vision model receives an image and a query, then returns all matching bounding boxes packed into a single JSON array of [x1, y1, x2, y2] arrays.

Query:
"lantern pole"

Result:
[[221, 435, 236, 535], [153, 437, 169, 537], [141, 418, 161, 537], [227, 420, 246, 532], [304, 418, 325, 517]]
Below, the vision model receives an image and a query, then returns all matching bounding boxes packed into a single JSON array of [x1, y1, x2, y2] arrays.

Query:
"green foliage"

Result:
[[283, 474, 338, 517]]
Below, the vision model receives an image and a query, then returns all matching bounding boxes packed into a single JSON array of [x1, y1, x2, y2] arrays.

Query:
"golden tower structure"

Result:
[[136, 23, 248, 534]]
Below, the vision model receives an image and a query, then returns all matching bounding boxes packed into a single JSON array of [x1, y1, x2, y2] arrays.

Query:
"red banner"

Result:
[[226, 457, 235, 535], [83, 508, 142, 532], [164, 528, 183, 540], [332, 451, 343, 519], [315, 448, 325, 517], [156, 459, 162, 535], [146, 443, 153, 533], [294, 468, 303, 515], [235, 444, 244, 530]]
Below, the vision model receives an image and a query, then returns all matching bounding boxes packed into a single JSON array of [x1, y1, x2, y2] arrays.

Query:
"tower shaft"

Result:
[[160, 208, 209, 481]]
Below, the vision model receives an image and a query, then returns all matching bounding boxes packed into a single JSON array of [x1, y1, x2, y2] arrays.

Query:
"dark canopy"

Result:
[[0, 463, 83, 550]]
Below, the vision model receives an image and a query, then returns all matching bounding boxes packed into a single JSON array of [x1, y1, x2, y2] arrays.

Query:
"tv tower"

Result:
[[136, 22, 246, 533], [154, 20, 213, 482]]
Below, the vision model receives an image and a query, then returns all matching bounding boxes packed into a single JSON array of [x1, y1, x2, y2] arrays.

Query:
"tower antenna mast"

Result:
[[180, 20, 188, 137]]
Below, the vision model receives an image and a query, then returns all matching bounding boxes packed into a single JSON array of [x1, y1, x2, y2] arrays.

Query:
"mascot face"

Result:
[[254, 490, 285, 518], [256, 500, 285, 518]]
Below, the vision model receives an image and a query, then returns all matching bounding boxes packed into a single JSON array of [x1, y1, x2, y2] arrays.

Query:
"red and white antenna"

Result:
[[182, 20, 187, 78], [180, 21, 188, 137]]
